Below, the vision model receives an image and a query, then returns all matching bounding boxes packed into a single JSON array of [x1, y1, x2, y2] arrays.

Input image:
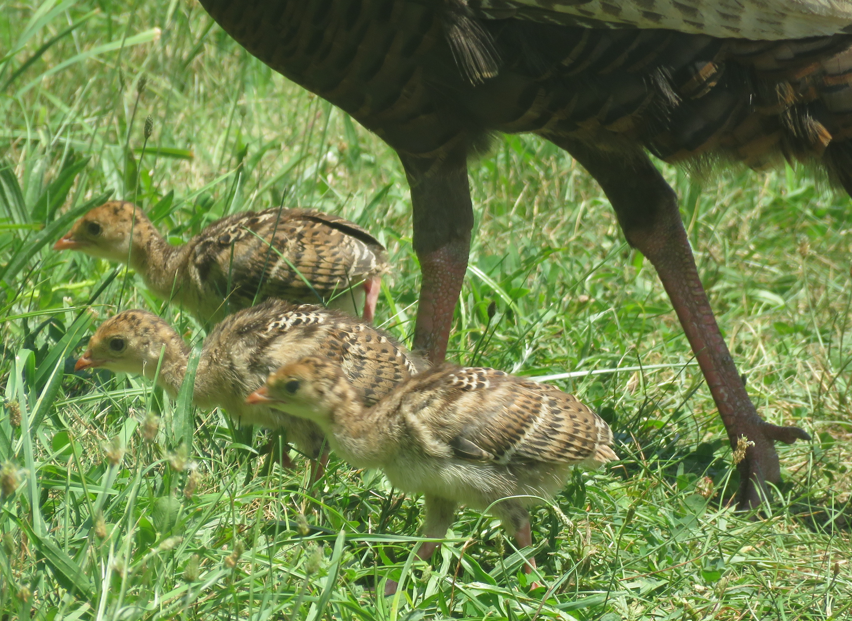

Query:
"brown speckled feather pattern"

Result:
[[57, 202, 387, 324], [202, 300, 426, 426], [188, 207, 387, 319], [262, 357, 616, 534], [79, 300, 426, 460], [198, 0, 852, 192], [379, 364, 617, 470]]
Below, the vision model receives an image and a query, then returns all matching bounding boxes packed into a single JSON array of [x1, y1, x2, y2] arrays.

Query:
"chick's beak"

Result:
[[53, 233, 83, 251], [75, 351, 100, 372], [246, 386, 278, 405]]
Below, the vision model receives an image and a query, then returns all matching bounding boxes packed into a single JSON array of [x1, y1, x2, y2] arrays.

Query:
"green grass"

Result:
[[1, 1, 851, 619]]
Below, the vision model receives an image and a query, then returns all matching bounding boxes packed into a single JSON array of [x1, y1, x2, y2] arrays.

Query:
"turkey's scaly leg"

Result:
[[557, 138, 810, 509], [401, 153, 473, 364]]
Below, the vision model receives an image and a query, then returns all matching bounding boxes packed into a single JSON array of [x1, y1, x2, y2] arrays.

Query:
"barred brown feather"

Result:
[[470, 0, 852, 40], [76, 300, 427, 463]]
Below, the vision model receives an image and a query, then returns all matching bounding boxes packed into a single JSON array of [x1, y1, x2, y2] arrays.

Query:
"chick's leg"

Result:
[[383, 494, 457, 596], [418, 494, 457, 563], [496, 501, 537, 576], [362, 276, 382, 323], [514, 520, 537, 574], [309, 450, 329, 485]]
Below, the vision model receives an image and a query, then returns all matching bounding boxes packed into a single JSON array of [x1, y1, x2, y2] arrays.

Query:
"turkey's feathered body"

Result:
[[200, 0, 852, 187], [261, 358, 617, 536]]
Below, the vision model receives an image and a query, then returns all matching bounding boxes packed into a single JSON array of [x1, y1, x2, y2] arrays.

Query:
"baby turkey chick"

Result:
[[248, 356, 618, 593], [55, 201, 387, 323], [76, 300, 427, 472]]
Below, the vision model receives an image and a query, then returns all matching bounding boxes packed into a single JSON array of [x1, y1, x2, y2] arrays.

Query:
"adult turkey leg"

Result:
[[557, 138, 811, 509], [401, 153, 474, 364]]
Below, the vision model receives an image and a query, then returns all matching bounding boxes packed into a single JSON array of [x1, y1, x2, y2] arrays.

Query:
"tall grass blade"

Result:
[[308, 529, 346, 621], [17, 519, 95, 601], [174, 348, 200, 452], [31, 156, 91, 221], [14, 29, 162, 98], [0, 193, 109, 284], [0, 161, 27, 225], [1, 9, 97, 92]]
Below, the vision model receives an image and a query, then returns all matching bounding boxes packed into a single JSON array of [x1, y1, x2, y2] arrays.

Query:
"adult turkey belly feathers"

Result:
[[195, 0, 852, 508]]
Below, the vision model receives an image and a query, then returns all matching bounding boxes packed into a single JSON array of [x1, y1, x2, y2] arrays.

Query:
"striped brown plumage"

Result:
[[75, 300, 427, 469], [471, 0, 852, 40], [196, 0, 852, 508], [55, 201, 387, 324], [197, 0, 852, 186], [248, 356, 617, 593]]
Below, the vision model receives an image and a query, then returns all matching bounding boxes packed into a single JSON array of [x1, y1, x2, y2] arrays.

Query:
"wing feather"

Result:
[[466, 0, 852, 40]]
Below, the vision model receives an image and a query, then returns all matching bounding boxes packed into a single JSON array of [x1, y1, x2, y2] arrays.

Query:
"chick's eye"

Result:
[[86, 221, 102, 236], [284, 379, 300, 394], [108, 337, 126, 353]]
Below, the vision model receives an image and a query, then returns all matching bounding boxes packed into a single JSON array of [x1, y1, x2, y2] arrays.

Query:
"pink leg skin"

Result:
[[401, 152, 474, 364], [383, 578, 399, 597], [630, 206, 809, 508], [413, 241, 470, 363], [557, 139, 810, 510], [515, 521, 541, 589], [362, 276, 382, 323], [383, 541, 442, 596]]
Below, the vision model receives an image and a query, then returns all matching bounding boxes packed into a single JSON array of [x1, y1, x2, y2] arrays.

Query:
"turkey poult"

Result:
[[54, 201, 388, 324], [196, 0, 852, 508], [247, 356, 618, 593], [74, 300, 427, 473]]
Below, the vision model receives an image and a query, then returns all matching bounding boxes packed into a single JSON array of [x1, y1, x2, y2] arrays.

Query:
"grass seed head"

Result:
[[732, 436, 754, 466], [696, 476, 715, 499], [296, 513, 310, 536], [159, 536, 182, 552], [94, 512, 107, 539], [184, 554, 200, 582], [141, 412, 160, 442], [6, 401, 20, 428], [184, 468, 199, 500], [103, 437, 125, 467], [225, 540, 244, 569], [305, 545, 323, 575], [169, 444, 189, 472], [1, 461, 22, 498]]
